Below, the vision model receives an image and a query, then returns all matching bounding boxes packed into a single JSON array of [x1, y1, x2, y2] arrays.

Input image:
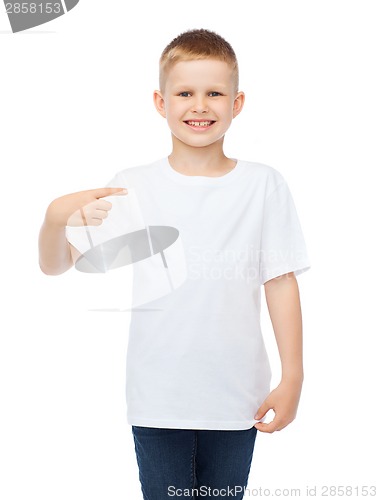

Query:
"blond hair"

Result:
[[159, 28, 239, 92]]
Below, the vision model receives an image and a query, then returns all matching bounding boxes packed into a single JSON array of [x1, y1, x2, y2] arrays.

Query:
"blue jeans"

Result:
[[132, 425, 258, 499]]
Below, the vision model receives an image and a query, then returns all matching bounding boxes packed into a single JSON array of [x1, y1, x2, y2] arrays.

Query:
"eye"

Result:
[[178, 91, 191, 97], [209, 92, 222, 97]]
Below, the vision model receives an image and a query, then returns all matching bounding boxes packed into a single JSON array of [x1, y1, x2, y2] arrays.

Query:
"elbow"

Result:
[[39, 260, 71, 276]]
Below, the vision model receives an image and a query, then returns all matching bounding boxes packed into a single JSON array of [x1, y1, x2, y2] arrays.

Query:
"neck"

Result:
[[169, 137, 235, 175]]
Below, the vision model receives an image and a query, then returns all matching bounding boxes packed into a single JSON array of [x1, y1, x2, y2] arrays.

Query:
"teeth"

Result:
[[187, 121, 213, 127]]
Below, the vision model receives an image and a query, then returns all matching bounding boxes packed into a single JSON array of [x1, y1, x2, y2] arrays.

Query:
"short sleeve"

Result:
[[259, 180, 311, 285]]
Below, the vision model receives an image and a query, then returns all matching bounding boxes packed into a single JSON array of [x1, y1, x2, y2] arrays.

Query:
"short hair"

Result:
[[159, 28, 239, 92]]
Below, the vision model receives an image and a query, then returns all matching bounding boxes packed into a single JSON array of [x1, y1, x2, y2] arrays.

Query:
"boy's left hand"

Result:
[[253, 379, 303, 433]]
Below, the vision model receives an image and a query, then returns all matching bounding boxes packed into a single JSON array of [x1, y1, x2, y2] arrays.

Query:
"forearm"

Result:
[[264, 272, 304, 383], [38, 187, 127, 275], [38, 217, 73, 275]]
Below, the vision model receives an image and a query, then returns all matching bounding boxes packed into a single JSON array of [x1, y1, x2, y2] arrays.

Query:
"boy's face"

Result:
[[154, 59, 244, 150]]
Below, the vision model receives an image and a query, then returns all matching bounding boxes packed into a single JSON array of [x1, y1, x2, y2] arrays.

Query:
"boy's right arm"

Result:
[[38, 187, 128, 275]]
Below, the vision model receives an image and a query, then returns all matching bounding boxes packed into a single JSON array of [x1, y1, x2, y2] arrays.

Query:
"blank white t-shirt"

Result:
[[66, 157, 311, 430]]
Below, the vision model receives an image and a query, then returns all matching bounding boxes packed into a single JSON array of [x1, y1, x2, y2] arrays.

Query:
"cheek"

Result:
[[215, 101, 233, 116], [167, 106, 186, 123], [165, 101, 179, 116]]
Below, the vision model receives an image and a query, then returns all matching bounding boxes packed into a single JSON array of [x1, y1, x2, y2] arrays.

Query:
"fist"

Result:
[[46, 187, 128, 228]]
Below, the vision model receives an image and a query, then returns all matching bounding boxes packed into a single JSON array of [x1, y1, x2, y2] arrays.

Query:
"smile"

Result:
[[184, 120, 215, 129]]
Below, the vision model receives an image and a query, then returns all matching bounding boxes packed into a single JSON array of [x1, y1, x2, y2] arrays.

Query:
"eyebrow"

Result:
[[170, 83, 229, 91]]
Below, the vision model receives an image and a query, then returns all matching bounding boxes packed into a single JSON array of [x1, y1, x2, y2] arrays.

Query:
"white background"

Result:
[[1, 1, 377, 498]]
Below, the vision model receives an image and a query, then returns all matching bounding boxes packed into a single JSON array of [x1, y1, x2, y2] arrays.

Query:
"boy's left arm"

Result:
[[254, 272, 304, 433]]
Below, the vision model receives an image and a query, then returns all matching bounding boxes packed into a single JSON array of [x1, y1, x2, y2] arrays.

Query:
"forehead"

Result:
[[165, 59, 234, 89]]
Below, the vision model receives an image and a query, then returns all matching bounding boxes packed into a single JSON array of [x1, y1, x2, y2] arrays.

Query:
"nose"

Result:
[[191, 96, 208, 113]]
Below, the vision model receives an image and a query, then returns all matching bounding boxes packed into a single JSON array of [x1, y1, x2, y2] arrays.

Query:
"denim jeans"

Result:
[[132, 425, 258, 499]]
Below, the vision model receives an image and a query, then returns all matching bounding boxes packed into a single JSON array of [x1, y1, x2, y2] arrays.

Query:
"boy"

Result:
[[39, 29, 311, 500]]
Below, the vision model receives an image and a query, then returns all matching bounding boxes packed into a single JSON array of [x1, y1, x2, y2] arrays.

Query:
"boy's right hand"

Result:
[[45, 187, 128, 228]]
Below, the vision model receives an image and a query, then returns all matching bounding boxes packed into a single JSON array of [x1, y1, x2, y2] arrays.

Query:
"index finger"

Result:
[[89, 187, 128, 199]]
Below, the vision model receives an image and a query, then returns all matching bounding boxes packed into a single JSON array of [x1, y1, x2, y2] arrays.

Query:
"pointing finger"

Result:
[[89, 187, 128, 199]]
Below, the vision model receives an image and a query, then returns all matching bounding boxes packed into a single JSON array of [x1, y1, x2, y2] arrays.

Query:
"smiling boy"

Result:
[[153, 56, 243, 176], [39, 29, 311, 500]]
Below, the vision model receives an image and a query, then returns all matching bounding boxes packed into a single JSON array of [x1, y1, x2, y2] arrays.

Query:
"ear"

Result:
[[233, 91, 245, 118], [153, 90, 166, 118]]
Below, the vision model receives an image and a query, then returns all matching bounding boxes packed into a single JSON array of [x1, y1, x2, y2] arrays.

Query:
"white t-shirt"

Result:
[[66, 157, 311, 430]]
